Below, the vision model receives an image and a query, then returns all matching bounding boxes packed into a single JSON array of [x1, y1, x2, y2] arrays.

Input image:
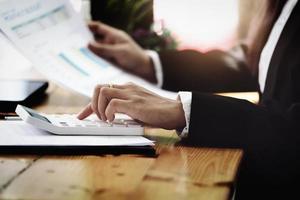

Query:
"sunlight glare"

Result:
[[154, 0, 239, 51]]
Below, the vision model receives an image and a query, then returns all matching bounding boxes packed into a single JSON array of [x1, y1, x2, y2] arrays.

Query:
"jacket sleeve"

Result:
[[181, 92, 300, 198], [158, 49, 258, 92]]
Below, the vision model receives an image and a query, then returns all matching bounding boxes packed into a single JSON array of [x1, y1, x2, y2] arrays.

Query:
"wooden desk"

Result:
[[0, 84, 246, 200]]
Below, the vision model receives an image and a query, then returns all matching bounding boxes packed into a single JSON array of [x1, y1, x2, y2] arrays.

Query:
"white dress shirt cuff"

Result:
[[177, 91, 192, 138], [145, 50, 163, 88]]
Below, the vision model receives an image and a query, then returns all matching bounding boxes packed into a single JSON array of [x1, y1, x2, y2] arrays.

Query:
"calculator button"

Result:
[[98, 123, 111, 127], [85, 125, 98, 127]]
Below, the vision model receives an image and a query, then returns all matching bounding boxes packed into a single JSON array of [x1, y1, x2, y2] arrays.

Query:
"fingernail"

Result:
[[106, 120, 113, 127], [77, 113, 83, 120]]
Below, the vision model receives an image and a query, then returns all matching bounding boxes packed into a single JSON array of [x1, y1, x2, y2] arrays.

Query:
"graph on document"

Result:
[[11, 6, 70, 38], [58, 47, 122, 80]]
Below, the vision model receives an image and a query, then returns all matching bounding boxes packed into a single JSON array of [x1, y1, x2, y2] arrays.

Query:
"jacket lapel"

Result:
[[262, 2, 300, 102]]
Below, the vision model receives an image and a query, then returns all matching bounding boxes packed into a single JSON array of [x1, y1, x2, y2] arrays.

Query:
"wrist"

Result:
[[174, 99, 186, 130], [136, 52, 157, 84]]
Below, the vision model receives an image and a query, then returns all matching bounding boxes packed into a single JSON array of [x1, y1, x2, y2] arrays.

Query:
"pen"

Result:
[[3, 116, 22, 121], [0, 112, 17, 119]]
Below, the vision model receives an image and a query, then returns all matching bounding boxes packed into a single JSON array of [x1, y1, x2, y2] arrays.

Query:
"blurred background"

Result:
[[88, 0, 261, 52], [0, 0, 261, 79]]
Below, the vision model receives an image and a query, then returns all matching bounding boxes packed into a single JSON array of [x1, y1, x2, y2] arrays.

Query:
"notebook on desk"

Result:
[[0, 120, 155, 156]]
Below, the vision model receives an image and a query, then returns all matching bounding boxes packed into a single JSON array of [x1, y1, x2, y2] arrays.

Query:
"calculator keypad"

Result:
[[48, 114, 141, 128]]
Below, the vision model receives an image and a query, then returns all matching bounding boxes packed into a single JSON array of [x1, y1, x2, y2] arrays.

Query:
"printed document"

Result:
[[0, 0, 176, 99]]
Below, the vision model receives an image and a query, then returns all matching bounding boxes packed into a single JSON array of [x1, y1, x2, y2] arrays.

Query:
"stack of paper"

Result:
[[0, 121, 154, 147]]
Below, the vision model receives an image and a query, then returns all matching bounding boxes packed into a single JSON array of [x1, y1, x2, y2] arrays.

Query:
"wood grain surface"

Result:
[[0, 84, 246, 200]]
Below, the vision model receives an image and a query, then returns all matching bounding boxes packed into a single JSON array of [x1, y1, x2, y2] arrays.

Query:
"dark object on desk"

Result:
[[0, 145, 156, 157], [0, 80, 48, 112]]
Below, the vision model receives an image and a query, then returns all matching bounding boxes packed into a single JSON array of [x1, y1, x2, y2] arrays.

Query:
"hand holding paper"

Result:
[[0, 0, 176, 99]]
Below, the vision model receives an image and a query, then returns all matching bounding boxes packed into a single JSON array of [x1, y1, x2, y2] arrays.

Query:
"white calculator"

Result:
[[15, 105, 144, 136]]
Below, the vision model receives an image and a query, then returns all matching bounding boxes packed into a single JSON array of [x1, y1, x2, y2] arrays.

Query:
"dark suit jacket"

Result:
[[158, 2, 300, 199]]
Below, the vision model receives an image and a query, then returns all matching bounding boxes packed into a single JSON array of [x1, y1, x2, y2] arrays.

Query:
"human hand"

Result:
[[77, 83, 186, 130], [88, 21, 157, 83]]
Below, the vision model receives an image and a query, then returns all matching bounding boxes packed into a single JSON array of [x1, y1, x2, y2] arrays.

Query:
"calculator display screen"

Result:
[[24, 107, 52, 124]]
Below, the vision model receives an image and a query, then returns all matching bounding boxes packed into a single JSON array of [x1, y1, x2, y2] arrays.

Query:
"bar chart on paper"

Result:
[[11, 5, 70, 39], [58, 47, 122, 79]]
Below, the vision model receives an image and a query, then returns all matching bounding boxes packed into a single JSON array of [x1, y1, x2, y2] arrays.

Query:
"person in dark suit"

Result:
[[78, 0, 300, 198]]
